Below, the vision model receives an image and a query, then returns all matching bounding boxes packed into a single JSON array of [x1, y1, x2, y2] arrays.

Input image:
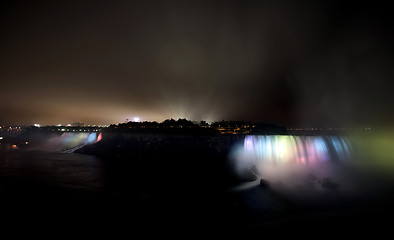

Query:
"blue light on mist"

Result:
[[36, 132, 100, 153], [88, 133, 97, 143], [241, 135, 352, 165], [230, 135, 354, 184]]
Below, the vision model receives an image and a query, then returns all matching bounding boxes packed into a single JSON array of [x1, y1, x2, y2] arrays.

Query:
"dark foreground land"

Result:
[[1, 132, 394, 237]]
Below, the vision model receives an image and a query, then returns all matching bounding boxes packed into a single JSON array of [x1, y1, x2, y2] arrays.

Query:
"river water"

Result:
[[1, 133, 394, 235], [0, 151, 104, 192], [0, 150, 235, 233]]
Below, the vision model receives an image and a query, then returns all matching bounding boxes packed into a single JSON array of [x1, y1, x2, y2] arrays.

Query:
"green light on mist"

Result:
[[349, 130, 394, 170]]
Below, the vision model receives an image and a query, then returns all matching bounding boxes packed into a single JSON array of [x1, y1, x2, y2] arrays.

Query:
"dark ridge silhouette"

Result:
[[108, 118, 287, 135]]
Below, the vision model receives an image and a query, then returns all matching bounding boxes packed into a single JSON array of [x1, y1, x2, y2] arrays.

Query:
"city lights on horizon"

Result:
[[0, 117, 378, 131]]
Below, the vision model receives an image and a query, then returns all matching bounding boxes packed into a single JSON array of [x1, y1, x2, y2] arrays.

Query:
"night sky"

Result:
[[1, 0, 393, 127]]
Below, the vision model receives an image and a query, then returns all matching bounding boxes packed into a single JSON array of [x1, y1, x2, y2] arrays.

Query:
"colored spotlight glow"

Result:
[[88, 133, 97, 143], [230, 135, 353, 181], [242, 135, 351, 165], [133, 117, 140, 122], [97, 133, 102, 142]]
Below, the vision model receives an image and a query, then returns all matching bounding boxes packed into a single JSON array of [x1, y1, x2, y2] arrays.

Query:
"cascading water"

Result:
[[230, 135, 354, 192], [243, 135, 352, 166], [40, 132, 102, 153]]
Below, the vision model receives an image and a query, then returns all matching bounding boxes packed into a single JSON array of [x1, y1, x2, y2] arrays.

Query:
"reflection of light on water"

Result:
[[0, 152, 104, 191]]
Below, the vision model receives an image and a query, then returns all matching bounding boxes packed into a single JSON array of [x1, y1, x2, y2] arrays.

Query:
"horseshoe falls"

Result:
[[229, 135, 356, 192]]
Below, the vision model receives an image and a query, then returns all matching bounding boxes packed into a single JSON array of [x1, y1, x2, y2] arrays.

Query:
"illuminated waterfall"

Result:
[[231, 135, 352, 180], [244, 135, 351, 165], [41, 132, 102, 153]]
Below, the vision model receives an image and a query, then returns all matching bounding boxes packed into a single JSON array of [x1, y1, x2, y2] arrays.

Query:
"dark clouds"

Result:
[[1, 0, 393, 126]]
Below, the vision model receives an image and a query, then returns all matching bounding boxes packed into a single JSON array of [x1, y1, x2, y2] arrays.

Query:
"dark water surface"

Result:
[[0, 151, 244, 234], [1, 150, 394, 236]]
